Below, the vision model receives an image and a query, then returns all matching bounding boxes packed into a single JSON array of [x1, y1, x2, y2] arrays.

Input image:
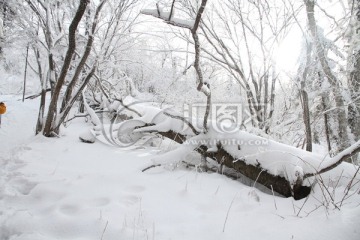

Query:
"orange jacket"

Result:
[[0, 102, 6, 114]]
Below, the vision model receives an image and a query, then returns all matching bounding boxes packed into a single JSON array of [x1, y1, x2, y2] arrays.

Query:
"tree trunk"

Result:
[[61, 0, 107, 113], [33, 46, 46, 134], [22, 45, 29, 102], [347, 0, 360, 141], [300, 88, 312, 152], [154, 126, 360, 200], [35, 88, 47, 134], [322, 96, 332, 152], [53, 65, 96, 134], [299, 41, 313, 152], [48, 53, 56, 96], [305, 0, 349, 153], [43, 0, 89, 137]]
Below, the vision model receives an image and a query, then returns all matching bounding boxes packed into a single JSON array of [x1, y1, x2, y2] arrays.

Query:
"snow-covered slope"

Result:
[[0, 97, 359, 240]]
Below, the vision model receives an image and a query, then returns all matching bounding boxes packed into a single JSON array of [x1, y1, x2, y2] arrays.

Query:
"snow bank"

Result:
[[1, 96, 360, 240]]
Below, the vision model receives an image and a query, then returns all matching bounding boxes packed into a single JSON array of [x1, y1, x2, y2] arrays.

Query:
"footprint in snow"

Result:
[[92, 197, 111, 207], [121, 195, 140, 206], [9, 177, 37, 195], [59, 204, 80, 215]]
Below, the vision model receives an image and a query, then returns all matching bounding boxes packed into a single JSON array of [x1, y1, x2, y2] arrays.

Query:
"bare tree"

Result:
[[19, 0, 68, 134], [142, 0, 211, 132], [298, 41, 313, 152], [346, 0, 360, 143], [43, 0, 113, 136], [18, 0, 138, 136], [304, 0, 350, 154], [197, 0, 295, 133], [42, 0, 90, 137]]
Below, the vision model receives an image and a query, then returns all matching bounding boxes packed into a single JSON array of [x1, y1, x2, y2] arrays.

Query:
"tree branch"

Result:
[[192, 0, 208, 33], [43, 0, 89, 136], [25, 88, 51, 99], [168, 0, 176, 21], [163, 111, 200, 135], [141, 8, 192, 29], [304, 140, 360, 179]]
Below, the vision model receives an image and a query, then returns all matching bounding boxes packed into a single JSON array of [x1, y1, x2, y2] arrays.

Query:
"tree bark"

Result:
[[33, 46, 46, 134], [322, 96, 332, 152], [300, 88, 312, 152], [305, 0, 350, 153], [153, 126, 359, 200], [54, 65, 97, 133], [43, 0, 89, 137], [61, 0, 107, 113], [22, 45, 29, 102], [299, 41, 312, 152], [347, 0, 360, 142], [154, 129, 310, 199], [35, 88, 47, 134]]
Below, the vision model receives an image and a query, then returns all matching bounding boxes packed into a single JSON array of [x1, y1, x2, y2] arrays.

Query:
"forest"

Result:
[[0, 0, 359, 239]]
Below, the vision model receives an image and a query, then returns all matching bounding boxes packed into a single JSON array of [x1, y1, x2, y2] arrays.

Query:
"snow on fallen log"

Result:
[[141, 8, 195, 29], [89, 97, 359, 199]]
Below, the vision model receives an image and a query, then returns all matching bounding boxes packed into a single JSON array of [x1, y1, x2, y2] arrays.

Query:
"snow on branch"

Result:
[[162, 111, 200, 135], [304, 140, 360, 179], [141, 8, 194, 29]]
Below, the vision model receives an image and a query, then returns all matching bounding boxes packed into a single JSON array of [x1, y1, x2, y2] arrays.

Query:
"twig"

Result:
[[274, 213, 285, 219], [306, 203, 325, 217], [340, 166, 360, 207], [222, 192, 238, 232], [337, 181, 360, 204], [291, 200, 296, 215], [270, 185, 278, 210], [100, 220, 108, 240], [142, 164, 161, 172], [25, 88, 52, 99], [331, 170, 344, 198], [317, 174, 340, 210], [64, 113, 89, 124], [296, 192, 311, 217]]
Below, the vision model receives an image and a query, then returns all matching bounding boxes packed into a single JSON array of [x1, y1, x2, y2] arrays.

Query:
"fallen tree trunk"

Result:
[[212, 146, 310, 200], [159, 128, 359, 199], [158, 130, 310, 199], [87, 98, 359, 200]]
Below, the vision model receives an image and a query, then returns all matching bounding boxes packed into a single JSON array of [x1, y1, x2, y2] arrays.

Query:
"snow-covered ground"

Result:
[[1, 96, 360, 240]]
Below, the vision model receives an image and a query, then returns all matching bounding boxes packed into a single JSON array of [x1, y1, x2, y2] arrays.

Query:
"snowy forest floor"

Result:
[[0, 96, 360, 240]]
